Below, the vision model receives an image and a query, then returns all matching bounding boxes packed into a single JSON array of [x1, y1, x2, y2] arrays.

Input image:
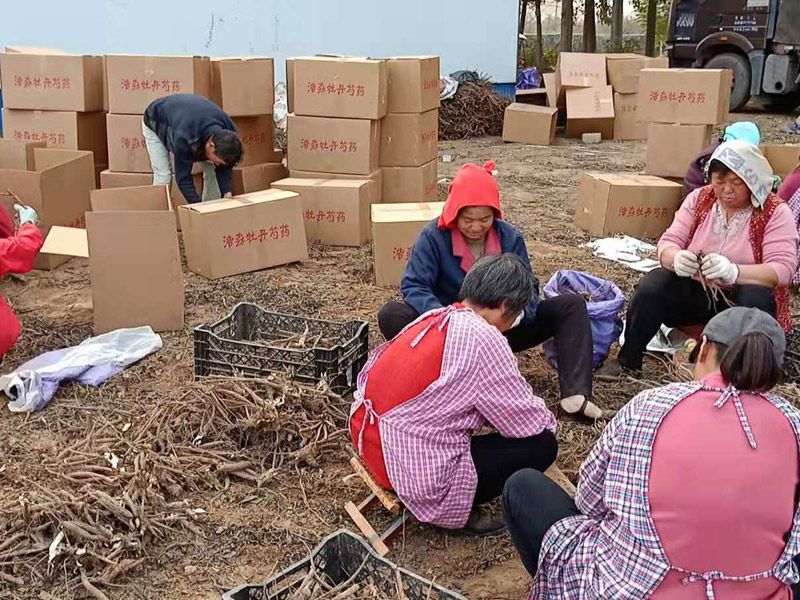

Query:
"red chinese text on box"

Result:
[[391, 246, 413, 261], [647, 90, 706, 104], [13, 130, 66, 145], [299, 138, 358, 153], [121, 136, 146, 150], [304, 209, 346, 223], [119, 79, 182, 93], [617, 206, 670, 219], [13, 75, 71, 90], [242, 133, 269, 146], [65, 216, 86, 229], [222, 224, 291, 249], [305, 82, 366, 97], [421, 131, 436, 144], [423, 78, 439, 91]]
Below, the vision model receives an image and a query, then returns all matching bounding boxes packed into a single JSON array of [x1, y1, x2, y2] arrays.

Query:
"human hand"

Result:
[[701, 253, 739, 285], [673, 250, 700, 278], [14, 204, 38, 226]]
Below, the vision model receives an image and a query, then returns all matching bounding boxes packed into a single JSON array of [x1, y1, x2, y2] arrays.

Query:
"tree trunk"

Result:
[[535, 0, 544, 69], [610, 0, 623, 52], [583, 0, 597, 53], [561, 0, 574, 52], [519, 0, 528, 35], [645, 0, 658, 56]]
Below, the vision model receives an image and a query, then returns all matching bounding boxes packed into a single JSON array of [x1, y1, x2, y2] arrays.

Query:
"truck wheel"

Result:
[[706, 53, 751, 112]]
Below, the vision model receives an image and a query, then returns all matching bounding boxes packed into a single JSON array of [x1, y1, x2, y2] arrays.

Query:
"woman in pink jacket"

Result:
[[598, 141, 798, 378], [0, 204, 43, 358]]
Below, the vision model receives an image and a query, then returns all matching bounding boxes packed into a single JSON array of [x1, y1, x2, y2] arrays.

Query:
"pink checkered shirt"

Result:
[[350, 305, 556, 529], [788, 187, 800, 287], [532, 381, 800, 600]]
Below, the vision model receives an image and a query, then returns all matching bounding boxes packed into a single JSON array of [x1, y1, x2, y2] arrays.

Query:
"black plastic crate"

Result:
[[194, 303, 368, 395], [222, 530, 466, 600]]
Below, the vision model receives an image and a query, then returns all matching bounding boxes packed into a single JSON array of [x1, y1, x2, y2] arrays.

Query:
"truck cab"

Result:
[[667, 0, 800, 111]]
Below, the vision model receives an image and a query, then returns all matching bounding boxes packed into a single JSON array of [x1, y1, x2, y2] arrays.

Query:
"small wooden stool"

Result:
[[344, 456, 409, 556]]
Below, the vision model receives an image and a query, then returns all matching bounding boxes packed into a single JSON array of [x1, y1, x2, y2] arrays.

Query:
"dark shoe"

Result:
[[558, 396, 616, 421], [463, 507, 506, 537], [595, 359, 639, 382]]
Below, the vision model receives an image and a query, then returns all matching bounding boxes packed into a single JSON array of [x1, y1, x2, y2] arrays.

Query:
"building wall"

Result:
[[0, 0, 518, 82]]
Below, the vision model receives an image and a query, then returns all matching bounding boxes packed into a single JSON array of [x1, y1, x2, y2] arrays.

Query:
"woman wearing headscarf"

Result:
[[682, 121, 761, 200], [503, 307, 800, 599], [598, 140, 798, 379], [377, 161, 602, 419], [777, 151, 800, 287]]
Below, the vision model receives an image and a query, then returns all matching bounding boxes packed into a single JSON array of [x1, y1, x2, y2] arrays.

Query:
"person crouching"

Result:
[[349, 253, 558, 536]]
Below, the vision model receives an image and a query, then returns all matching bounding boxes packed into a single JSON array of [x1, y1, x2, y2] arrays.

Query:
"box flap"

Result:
[[371, 201, 445, 223], [186, 188, 299, 214], [41, 226, 89, 258], [515, 89, 548, 97], [91, 185, 172, 212], [273, 177, 370, 190], [507, 102, 558, 115], [295, 56, 384, 65]]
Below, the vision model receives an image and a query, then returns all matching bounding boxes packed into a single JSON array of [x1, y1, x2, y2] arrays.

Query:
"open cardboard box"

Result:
[[41, 185, 185, 333], [0, 144, 95, 269]]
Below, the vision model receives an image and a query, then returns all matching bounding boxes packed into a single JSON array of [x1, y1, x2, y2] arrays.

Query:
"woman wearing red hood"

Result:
[[378, 161, 600, 419]]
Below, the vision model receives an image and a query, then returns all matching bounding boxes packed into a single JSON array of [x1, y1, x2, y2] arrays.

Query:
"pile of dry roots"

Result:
[[0, 376, 349, 598], [439, 82, 511, 140]]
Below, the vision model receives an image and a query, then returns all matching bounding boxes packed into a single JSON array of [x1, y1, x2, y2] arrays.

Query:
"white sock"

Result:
[[560, 395, 602, 419]]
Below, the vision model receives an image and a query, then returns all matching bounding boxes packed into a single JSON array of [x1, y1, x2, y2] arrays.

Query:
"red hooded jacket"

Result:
[[0, 206, 44, 357]]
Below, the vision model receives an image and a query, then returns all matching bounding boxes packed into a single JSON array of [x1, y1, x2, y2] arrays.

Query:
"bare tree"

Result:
[[645, 0, 658, 56], [610, 0, 623, 51], [561, 0, 574, 52], [534, 0, 544, 67], [583, 0, 597, 52]]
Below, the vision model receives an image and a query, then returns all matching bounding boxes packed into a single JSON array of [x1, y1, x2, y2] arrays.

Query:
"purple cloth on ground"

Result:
[[516, 67, 542, 90]]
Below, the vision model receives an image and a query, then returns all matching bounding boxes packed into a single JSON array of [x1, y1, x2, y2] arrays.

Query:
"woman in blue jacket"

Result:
[[378, 161, 601, 419]]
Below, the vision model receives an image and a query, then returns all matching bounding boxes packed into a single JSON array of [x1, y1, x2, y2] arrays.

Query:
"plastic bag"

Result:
[[542, 270, 624, 368], [516, 67, 542, 90]]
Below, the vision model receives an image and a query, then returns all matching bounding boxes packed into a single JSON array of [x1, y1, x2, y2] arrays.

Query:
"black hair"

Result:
[[211, 130, 244, 167], [458, 253, 533, 317], [718, 331, 781, 392], [708, 159, 733, 178]]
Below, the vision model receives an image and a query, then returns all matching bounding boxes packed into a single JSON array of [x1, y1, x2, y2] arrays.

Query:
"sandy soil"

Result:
[[0, 109, 798, 599]]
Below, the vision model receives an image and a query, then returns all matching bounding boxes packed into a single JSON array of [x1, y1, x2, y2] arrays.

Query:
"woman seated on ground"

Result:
[[350, 254, 557, 536], [777, 151, 800, 287], [682, 120, 760, 200], [504, 307, 800, 599], [378, 161, 602, 419], [598, 140, 798, 379]]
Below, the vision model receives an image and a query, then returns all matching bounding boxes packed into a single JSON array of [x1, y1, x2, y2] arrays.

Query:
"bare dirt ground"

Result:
[[0, 109, 798, 600]]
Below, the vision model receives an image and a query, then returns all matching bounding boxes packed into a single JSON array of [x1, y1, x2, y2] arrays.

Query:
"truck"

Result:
[[666, 0, 800, 112]]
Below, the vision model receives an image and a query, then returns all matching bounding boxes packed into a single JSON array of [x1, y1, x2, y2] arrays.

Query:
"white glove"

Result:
[[673, 250, 700, 278], [14, 204, 38, 226], [509, 311, 525, 329], [701, 253, 739, 285]]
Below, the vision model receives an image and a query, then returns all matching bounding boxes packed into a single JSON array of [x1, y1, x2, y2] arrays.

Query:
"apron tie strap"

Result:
[[356, 398, 378, 455], [713, 384, 757, 449], [674, 565, 773, 600], [410, 306, 456, 348]]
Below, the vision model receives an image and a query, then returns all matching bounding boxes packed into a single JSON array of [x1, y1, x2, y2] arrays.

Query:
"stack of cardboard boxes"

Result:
[[101, 55, 213, 207], [606, 54, 668, 141], [211, 57, 287, 195], [639, 67, 732, 179], [0, 50, 107, 185]]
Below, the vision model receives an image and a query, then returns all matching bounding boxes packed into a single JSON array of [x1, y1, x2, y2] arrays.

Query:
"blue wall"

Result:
[[0, 0, 518, 82]]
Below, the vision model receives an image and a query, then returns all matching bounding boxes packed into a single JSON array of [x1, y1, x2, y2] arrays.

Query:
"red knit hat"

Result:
[[438, 160, 503, 229]]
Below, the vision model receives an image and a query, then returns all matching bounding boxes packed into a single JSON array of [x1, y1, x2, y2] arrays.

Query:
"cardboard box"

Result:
[[232, 115, 274, 166], [565, 86, 615, 139], [382, 161, 437, 204], [290, 169, 382, 201], [606, 55, 669, 94], [386, 56, 440, 113], [99, 169, 202, 221], [574, 173, 683, 238], [0, 139, 46, 170], [293, 57, 388, 119], [0, 53, 104, 112], [107, 113, 150, 173], [0, 148, 95, 269], [211, 57, 274, 116], [638, 68, 731, 125], [232, 162, 288, 195], [42, 186, 184, 333], [3, 108, 108, 164], [645, 123, 713, 178], [5, 46, 69, 55], [543, 72, 560, 108], [288, 114, 380, 175], [271, 177, 377, 246], [515, 88, 548, 106], [371, 201, 445, 287], [502, 103, 557, 145], [613, 93, 647, 141], [379, 109, 438, 167], [286, 58, 295, 114], [557, 53, 607, 89], [178, 189, 308, 279], [760, 145, 800, 178], [105, 55, 211, 115]]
